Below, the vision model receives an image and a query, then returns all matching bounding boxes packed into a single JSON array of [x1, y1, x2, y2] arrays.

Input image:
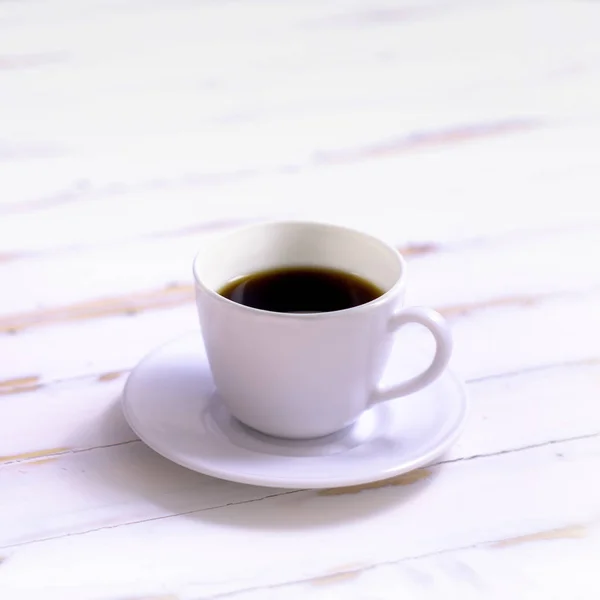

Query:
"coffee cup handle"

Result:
[[371, 307, 453, 404]]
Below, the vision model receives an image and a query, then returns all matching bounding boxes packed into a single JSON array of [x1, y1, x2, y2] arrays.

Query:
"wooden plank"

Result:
[[2, 284, 599, 390], [217, 524, 600, 600], [445, 290, 600, 381], [1, 220, 599, 320], [1, 219, 599, 385], [0, 360, 598, 547], [0, 304, 197, 384], [2, 343, 599, 464], [0, 376, 135, 463], [0, 441, 291, 550], [0, 133, 598, 256], [1, 435, 598, 598]]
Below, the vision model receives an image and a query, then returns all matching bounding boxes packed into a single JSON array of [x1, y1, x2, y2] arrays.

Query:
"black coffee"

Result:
[[218, 267, 384, 313]]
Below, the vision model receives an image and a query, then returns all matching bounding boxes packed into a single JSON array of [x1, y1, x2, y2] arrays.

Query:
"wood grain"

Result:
[[0, 375, 41, 396], [316, 120, 541, 164], [0, 447, 70, 465], [0, 375, 40, 389], [493, 525, 587, 548], [319, 469, 432, 496], [310, 568, 363, 586], [214, 525, 600, 599], [396, 242, 439, 257], [2, 221, 598, 341], [0, 283, 593, 335], [96, 371, 126, 383], [0, 120, 539, 224], [0, 283, 195, 333], [439, 293, 538, 318]]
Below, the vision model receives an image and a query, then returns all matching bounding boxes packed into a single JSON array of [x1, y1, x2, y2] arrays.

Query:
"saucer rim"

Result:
[[122, 333, 469, 489]]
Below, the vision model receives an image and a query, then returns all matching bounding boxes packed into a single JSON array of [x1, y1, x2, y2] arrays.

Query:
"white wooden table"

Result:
[[1, 1, 600, 598]]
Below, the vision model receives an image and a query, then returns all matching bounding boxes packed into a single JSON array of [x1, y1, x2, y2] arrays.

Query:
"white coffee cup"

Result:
[[193, 221, 452, 439]]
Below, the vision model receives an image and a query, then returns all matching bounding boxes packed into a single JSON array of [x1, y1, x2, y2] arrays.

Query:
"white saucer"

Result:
[[123, 333, 468, 489]]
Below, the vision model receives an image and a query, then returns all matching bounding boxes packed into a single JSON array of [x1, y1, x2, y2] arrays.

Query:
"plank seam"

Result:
[[1, 431, 598, 550]]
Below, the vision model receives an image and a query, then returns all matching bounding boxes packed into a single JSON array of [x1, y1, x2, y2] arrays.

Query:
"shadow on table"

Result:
[[85, 397, 439, 532], [185, 470, 438, 532]]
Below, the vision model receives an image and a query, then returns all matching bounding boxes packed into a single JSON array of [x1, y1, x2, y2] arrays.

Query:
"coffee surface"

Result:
[[218, 266, 384, 313]]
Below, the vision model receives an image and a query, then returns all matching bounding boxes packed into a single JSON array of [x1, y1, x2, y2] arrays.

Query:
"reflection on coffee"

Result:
[[218, 267, 384, 313]]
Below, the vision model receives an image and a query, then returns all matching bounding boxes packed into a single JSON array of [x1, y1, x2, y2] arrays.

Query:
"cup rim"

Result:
[[192, 220, 407, 319]]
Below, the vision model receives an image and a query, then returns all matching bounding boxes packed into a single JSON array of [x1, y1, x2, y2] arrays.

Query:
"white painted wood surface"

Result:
[[1, 0, 599, 597]]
